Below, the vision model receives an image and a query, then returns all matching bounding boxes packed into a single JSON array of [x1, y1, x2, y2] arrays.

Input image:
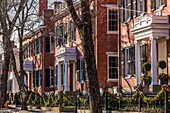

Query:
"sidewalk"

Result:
[[0, 106, 59, 113]]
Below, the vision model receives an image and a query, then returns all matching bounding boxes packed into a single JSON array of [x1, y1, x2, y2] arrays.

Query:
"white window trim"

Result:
[[124, 48, 132, 79], [107, 8, 118, 34], [107, 52, 118, 81], [49, 67, 54, 87], [34, 68, 42, 88]]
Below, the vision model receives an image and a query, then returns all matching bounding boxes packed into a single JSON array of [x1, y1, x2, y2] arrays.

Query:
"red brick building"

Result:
[[120, 0, 170, 92], [23, 0, 55, 93], [23, 0, 118, 93]]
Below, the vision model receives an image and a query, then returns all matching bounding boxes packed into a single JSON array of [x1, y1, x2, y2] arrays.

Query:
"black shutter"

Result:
[[82, 60, 86, 81], [40, 70, 42, 86], [51, 70, 54, 85], [45, 69, 50, 86], [45, 36, 50, 52], [121, 0, 125, 22], [33, 71, 35, 87]]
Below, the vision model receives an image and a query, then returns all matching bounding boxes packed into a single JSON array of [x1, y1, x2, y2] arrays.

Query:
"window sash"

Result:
[[108, 56, 118, 80], [124, 47, 134, 77], [108, 9, 118, 31]]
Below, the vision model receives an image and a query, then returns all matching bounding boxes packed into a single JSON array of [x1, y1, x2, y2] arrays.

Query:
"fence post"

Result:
[[164, 90, 168, 113], [75, 95, 77, 113], [118, 96, 121, 111], [105, 91, 108, 110], [138, 95, 142, 112]]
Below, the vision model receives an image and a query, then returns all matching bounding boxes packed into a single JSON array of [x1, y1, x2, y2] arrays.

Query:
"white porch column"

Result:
[[150, 37, 158, 85], [73, 61, 76, 91], [57, 63, 61, 91], [64, 60, 68, 91], [135, 41, 141, 85]]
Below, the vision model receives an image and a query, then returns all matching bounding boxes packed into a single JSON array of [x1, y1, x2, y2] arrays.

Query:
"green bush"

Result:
[[14, 92, 21, 105], [158, 73, 168, 80], [143, 62, 151, 72], [158, 60, 166, 70]]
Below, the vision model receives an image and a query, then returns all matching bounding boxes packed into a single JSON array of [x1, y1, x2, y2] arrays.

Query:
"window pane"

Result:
[[108, 56, 118, 79], [45, 69, 50, 86], [46, 36, 50, 52], [108, 10, 118, 31]]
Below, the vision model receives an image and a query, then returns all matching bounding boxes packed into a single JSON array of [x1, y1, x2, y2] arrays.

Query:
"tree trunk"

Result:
[[1, 51, 10, 107], [5, 36, 28, 110], [66, 0, 102, 112]]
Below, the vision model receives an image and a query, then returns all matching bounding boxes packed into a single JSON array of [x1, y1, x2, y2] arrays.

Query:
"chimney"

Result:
[[39, 0, 48, 16], [54, 1, 62, 14]]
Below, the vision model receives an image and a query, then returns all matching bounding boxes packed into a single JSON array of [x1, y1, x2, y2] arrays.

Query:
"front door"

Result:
[[70, 63, 73, 91]]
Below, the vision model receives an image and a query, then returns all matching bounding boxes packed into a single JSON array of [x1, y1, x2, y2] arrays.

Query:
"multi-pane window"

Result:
[[138, 0, 146, 16], [62, 24, 67, 45], [107, 9, 118, 32], [126, 0, 132, 19], [33, 70, 42, 88], [56, 24, 67, 46], [69, 21, 75, 42], [121, 47, 135, 78], [151, 0, 167, 10], [121, 0, 147, 22], [45, 68, 54, 87], [133, 0, 137, 17], [140, 44, 147, 74], [126, 47, 133, 75], [46, 36, 50, 52], [56, 26, 62, 47], [108, 56, 118, 80], [46, 35, 54, 52]]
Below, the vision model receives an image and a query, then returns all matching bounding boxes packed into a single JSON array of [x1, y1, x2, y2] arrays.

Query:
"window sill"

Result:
[[50, 85, 54, 87], [107, 79, 118, 82], [107, 31, 118, 34], [124, 75, 131, 79]]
